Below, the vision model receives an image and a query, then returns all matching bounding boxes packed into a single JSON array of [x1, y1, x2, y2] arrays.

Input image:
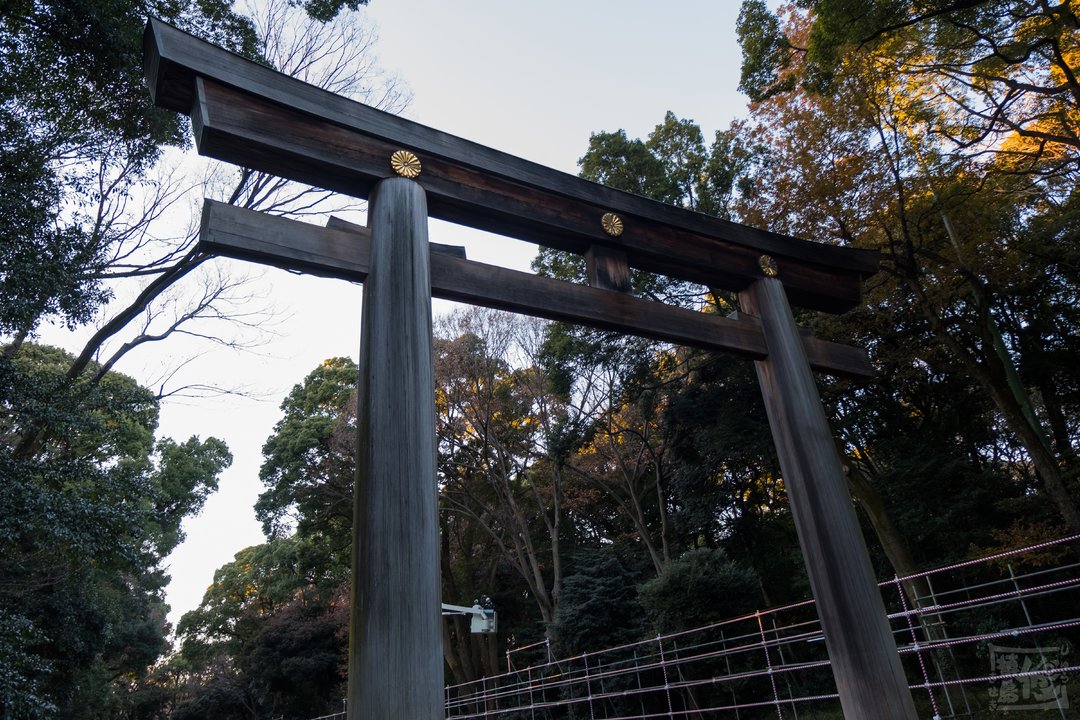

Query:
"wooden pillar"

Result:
[[348, 177, 444, 719], [585, 244, 631, 292], [739, 276, 917, 720]]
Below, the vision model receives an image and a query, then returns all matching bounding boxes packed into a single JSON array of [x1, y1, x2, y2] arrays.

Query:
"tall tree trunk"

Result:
[[899, 270, 1080, 533], [842, 457, 945, 624], [1, 325, 30, 358], [841, 453, 956, 693], [440, 532, 477, 686], [654, 464, 672, 567], [930, 204, 1079, 531]]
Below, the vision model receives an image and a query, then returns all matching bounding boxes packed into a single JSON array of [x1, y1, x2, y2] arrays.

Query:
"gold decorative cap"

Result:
[[390, 150, 421, 178], [759, 254, 779, 277], [601, 212, 624, 237]]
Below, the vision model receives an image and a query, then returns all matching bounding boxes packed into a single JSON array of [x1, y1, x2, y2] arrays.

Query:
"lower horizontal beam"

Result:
[[197, 200, 874, 379]]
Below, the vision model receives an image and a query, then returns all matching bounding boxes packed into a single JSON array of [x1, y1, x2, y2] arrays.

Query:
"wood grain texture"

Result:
[[586, 245, 631, 292], [198, 200, 876, 379], [198, 198, 371, 279], [147, 19, 879, 313], [326, 216, 465, 258], [739, 277, 917, 720], [348, 178, 443, 719]]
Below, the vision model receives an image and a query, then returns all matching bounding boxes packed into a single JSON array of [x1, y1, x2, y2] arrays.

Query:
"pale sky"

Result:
[[63, 0, 763, 633]]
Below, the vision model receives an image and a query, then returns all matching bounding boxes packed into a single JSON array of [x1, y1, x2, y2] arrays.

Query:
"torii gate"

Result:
[[144, 19, 918, 720]]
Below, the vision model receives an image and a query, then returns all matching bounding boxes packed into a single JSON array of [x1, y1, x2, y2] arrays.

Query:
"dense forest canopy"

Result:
[[2, 0, 1077, 718], [1, 0, 376, 716]]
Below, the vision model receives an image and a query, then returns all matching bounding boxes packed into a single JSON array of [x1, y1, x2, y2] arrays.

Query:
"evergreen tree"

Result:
[[0, 345, 230, 717]]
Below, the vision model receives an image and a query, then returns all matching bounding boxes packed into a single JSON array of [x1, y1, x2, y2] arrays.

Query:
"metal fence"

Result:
[[314, 535, 1080, 719], [445, 535, 1080, 720]]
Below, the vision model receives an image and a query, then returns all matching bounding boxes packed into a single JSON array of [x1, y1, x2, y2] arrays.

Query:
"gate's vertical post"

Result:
[[739, 274, 917, 720], [348, 176, 444, 719]]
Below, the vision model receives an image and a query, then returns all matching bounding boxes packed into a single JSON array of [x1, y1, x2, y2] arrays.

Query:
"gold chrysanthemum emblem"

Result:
[[601, 212, 624, 237], [390, 150, 421, 178], [759, 254, 779, 277]]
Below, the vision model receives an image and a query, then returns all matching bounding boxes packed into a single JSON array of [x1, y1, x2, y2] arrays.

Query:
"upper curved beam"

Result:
[[145, 17, 879, 313]]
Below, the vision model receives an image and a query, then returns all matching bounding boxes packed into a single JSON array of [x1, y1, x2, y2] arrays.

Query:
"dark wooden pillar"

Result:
[[585, 244, 631, 292], [739, 275, 917, 719], [348, 177, 444, 719]]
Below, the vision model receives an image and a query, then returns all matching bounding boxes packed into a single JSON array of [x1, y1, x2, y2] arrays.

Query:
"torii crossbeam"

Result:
[[144, 18, 917, 720]]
